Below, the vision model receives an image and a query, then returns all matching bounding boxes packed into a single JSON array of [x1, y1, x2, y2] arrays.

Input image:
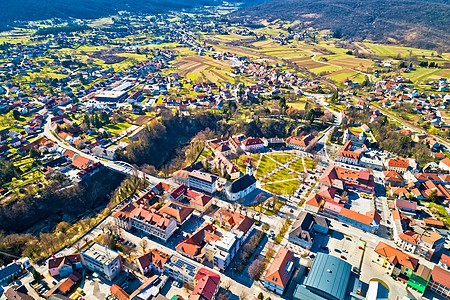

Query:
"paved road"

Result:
[[43, 115, 164, 185]]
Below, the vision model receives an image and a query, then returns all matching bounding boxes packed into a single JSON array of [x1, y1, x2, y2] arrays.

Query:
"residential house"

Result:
[[386, 158, 409, 174], [383, 171, 404, 187], [285, 134, 315, 151], [164, 255, 199, 286], [136, 249, 170, 275], [343, 129, 367, 144], [288, 211, 329, 249], [427, 266, 450, 299], [439, 254, 450, 271], [0, 262, 21, 284], [374, 242, 419, 280], [263, 247, 296, 295], [159, 201, 194, 226], [189, 268, 221, 300], [241, 137, 264, 152], [48, 254, 81, 277], [4, 285, 34, 300]]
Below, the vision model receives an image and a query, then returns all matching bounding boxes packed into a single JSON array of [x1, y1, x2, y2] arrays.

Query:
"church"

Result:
[[224, 161, 257, 201]]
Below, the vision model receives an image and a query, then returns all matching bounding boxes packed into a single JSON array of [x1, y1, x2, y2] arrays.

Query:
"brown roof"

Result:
[[137, 249, 170, 270], [48, 254, 81, 270], [58, 278, 75, 294], [431, 266, 450, 289]]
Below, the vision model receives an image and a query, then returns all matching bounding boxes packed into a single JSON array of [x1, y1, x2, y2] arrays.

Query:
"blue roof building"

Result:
[[293, 253, 359, 300]]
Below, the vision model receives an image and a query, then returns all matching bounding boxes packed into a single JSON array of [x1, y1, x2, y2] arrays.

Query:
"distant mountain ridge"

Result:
[[0, 0, 261, 29], [230, 0, 450, 50]]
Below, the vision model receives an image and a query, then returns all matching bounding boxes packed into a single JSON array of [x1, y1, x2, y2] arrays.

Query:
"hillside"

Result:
[[0, 0, 263, 30], [230, 0, 450, 50]]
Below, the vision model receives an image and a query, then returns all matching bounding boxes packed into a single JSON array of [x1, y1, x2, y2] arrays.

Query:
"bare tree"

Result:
[[139, 238, 149, 254], [247, 259, 265, 280]]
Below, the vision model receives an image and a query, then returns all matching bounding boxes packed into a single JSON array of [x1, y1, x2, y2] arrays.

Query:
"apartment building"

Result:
[[80, 243, 122, 281]]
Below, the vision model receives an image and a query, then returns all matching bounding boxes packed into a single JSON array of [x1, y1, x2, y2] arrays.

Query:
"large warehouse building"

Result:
[[293, 253, 360, 300]]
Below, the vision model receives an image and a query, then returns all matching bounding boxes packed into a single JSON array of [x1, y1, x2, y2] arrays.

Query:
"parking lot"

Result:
[[315, 229, 365, 270]]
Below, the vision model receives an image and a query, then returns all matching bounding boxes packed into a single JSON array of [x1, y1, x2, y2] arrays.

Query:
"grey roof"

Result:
[[228, 175, 256, 193], [0, 262, 21, 281], [289, 212, 329, 243], [304, 253, 351, 300]]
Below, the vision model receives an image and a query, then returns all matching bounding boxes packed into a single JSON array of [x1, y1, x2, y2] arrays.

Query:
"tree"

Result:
[[100, 111, 110, 125], [139, 238, 149, 254], [247, 259, 265, 280], [429, 190, 438, 203], [33, 268, 42, 281], [258, 292, 264, 300], [12, 109, 20, 120], [29, 147, 40, 159]]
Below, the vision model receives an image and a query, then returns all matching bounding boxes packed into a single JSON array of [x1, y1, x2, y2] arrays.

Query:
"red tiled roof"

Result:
[[190, 268, 220, 300], [440, 254, 450, 267], [159, 201, 194, 224], [137, 248, 170, 271]]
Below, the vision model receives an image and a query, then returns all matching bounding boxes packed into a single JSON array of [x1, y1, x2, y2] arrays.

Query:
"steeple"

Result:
[[246, 160, 253, 176]]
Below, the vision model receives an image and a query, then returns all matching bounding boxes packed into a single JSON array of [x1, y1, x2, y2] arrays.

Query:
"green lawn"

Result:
[[289, 159, 305, 173], [263, 168, 298, 183], [304, 158, 318, 170], [235, 154, 260, 174], [263, 180, 300, 195], [104, 122, 132, 134], [428, 202, 450, 226], [255, 155, 278, 179], [288, 100, 307, 110], [267, 153, 297, 165]]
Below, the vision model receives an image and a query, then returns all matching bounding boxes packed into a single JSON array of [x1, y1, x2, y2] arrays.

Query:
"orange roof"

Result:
[[440, 157, 450, 168], [71, 155, 93, 169], [263, 247, 296, 288], [388, 158, 409, 169], [375, 242, 419, 270], [58, 278, 75, 294], [111, 284, 130, 300], [63, 149, 76, 159], [159, 201, 194, 224], [399, 231, 418, 245], [423, 218, 445, 227], [339, 208, 376, 225]]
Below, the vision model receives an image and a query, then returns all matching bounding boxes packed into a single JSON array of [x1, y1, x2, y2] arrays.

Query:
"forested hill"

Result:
[[0, 0, 263, 29], [230, 0, 450, 50]]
